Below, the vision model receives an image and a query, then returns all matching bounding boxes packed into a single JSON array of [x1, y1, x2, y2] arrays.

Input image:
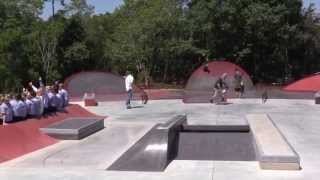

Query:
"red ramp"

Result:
[[184, 61, 253, 103], [283, 74, 320, 92], [0, 104, 103, 163]]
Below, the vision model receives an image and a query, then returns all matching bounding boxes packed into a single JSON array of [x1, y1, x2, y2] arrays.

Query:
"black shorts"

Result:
[[235, 85, 244, 93], [234, 87, 241, 92]]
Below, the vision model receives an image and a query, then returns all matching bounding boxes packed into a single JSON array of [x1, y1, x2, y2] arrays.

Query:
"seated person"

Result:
[[58, 83, 69, 107], [47, 86, 58, 112], [31, 92, 42, 117], [36, 89, 45, 115], [25, 93, 34, 117], [1, 95, 14, 124], [12, 94, 28, 121], [9, 94, 17, 107], [0, 95, 5, 125], [41, 86, 50, 114], [210, 73, 229, 103], [56, 89, 64, 111]]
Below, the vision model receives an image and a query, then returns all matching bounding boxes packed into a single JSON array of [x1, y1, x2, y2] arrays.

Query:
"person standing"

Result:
[[125, 71, 134, 109], [234, 69, 244, 98]]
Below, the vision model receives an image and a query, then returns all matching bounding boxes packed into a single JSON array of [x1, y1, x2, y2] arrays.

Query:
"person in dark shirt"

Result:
[[234, 69, 244, 98], [210, 73, 229, 104]]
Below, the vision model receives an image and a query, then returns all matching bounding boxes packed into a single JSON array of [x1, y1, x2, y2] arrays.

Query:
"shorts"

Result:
[[234, 87, 241, 92]]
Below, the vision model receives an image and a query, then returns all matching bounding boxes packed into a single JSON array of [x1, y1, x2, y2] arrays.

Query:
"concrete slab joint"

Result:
[[246, 114, 301, 170]]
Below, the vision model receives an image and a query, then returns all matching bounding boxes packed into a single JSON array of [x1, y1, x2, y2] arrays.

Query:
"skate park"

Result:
[[0, 63, 320, 180]]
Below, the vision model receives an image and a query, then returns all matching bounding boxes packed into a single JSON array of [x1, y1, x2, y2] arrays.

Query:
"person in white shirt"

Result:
[[1, 95, 13, 124], [0, 96, 5, 125], [125, 71, 134, 109]]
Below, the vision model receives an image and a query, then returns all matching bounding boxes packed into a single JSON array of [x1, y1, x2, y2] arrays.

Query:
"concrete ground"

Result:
[[0, 99, 319, 179]]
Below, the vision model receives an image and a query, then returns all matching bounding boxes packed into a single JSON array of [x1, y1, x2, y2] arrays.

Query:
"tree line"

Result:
[[0, 0, 319, 92]]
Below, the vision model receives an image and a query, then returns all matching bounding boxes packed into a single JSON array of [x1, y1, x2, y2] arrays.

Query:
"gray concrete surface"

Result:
[[247, 114, 300, 170], [0, 99, 320, 179]]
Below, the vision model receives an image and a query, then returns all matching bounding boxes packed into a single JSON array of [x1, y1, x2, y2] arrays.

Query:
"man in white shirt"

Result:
[[125, 71, 134, 109]]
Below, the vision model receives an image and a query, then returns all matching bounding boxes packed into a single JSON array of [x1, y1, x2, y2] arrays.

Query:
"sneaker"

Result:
[[127, 106, 132, 109]]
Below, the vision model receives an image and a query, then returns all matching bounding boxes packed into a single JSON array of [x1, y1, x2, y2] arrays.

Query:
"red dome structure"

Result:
[[64, 71, 142, 101], [184, 61, 253, 103], [283, 74, 320, 92]]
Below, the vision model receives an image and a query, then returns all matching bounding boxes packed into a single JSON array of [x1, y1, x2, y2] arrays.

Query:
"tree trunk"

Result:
[[163, 58, 169, 82], [52, 0, 55, 16]]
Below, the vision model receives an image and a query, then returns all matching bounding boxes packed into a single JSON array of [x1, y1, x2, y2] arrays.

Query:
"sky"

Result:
[[41, 0, 319, 20], [41, 0, 124, 20]]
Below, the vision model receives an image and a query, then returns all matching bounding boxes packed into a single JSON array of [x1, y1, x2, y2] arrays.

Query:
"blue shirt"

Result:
[[13, 100, 28, 118], [10, 99, 17, 107], [25, 99, 33, 115], [59, 89, 69, 107], [30, 98, 41, 116], [48, 92, 58, 108], [42, 91, 49, 108], [56, 93, 64, 111]]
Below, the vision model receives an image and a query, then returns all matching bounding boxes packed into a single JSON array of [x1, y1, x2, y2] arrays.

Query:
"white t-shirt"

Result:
[[125, 74, 134, 92], [1, 103, 13, 122]]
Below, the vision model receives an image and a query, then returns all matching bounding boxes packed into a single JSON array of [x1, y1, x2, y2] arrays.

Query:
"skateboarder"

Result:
[[210, 73, 229, 104]]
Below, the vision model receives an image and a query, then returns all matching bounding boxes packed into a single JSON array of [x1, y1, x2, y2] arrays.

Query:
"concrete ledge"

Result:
[[40, 117, 105, 140], [246, 114, 300, 170]]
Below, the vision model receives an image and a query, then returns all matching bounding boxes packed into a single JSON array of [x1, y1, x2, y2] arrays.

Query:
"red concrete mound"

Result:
[[0, 104, 104, 163], [283, 74, 320, 92], [64, 71, 142, 100], [184, 61, 253, 103], [185, 61, 253, 91]]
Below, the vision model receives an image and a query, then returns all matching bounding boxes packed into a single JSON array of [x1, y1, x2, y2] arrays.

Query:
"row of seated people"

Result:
[[1, 82, 69, 125]]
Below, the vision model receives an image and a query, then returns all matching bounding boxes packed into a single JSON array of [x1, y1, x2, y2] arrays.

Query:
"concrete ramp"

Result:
[[247, 114, 301, 170], [107, 115, 187, 172]]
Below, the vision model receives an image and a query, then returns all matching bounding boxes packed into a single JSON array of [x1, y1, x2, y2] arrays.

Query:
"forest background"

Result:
[[0, 0, 319, 92]]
